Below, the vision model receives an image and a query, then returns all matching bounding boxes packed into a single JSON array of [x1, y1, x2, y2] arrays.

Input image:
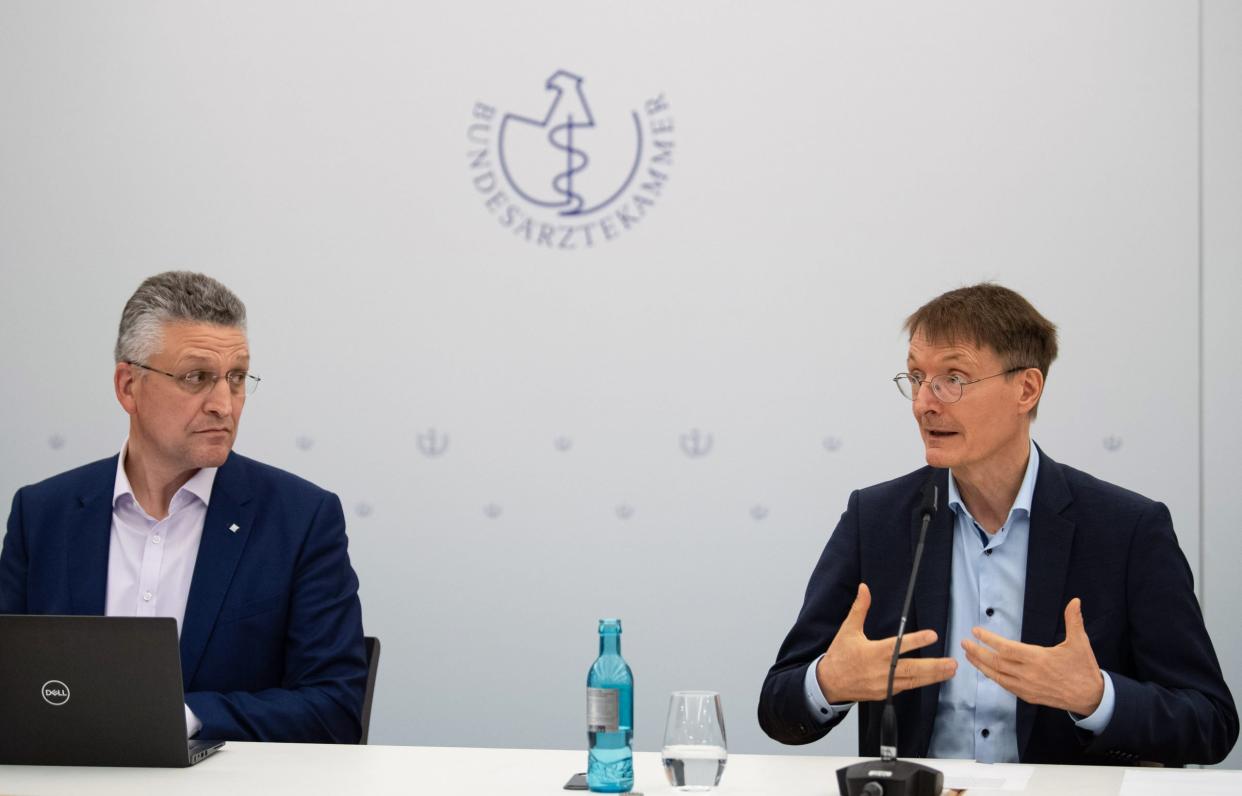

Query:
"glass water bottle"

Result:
[[587, 618, 634, 792]]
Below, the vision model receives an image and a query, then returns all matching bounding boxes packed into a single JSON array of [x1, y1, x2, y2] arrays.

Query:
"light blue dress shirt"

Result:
[[804, 441, 1115, 760]]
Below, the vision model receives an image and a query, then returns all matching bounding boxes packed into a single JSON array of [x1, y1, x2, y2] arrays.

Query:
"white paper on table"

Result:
[[1121, 768, 1242, 796], [931, 760, 1036, 791]]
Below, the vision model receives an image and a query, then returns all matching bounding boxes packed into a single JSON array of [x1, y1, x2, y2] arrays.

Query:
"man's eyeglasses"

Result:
[[892, 366, 1029, 404], [127, 361, 261, 396]]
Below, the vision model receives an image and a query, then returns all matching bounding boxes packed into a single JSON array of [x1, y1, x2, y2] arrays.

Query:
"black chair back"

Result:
[[360, 636, 381, 744]]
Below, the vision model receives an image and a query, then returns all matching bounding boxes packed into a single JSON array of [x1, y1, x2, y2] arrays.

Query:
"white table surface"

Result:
[[0, 743, 1231, 796]]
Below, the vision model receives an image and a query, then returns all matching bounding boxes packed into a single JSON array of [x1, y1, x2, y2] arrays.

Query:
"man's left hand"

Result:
[[961, 597, 1105, 717]]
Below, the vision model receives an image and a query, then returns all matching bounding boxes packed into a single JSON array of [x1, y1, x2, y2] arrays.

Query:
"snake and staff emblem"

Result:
[[498, 70, 644, 216]]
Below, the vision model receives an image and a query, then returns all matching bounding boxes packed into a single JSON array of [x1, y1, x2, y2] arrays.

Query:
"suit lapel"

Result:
[[1016, 449, 1075, 759], [68, 457, 117, 615], [179, 453, 255, 687], [910, 467, 953, 756]]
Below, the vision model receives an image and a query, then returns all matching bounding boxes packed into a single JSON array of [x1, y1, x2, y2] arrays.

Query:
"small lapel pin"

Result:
[[228, 523, 240, 533]]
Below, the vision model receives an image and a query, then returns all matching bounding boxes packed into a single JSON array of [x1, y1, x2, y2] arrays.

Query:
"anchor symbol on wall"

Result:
[[417, 428, 449, 457], [680, 428, 714, 458]]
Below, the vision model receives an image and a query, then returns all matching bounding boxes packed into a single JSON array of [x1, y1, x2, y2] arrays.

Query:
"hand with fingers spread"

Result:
[[961, 597, 1105, 716], [816, 582, 958, 704]]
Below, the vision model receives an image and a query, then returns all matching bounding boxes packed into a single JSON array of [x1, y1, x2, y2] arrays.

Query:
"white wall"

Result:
[[1203, 0, 1242, 773], [0, 0, 1236, 763]]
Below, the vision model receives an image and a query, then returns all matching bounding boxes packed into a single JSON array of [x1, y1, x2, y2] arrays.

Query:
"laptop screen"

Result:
[[0, 615, 201, 767]]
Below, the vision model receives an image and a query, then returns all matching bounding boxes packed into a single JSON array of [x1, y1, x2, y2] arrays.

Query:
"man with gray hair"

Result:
[[1, 271, 368, 743]]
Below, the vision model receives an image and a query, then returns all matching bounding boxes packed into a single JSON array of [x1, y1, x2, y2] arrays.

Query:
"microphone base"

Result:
[[836, 758, 943, 796]]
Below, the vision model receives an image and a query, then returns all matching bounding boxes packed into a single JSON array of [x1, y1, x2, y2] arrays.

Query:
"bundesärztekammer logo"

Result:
[[467, 70, 674, 250]]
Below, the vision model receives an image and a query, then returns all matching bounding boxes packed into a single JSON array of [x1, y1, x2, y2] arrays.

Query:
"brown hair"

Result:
[[904, 283, 1058, 415]]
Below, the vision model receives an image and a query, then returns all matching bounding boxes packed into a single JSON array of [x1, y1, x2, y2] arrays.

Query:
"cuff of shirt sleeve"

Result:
[[804, 653, 854, 724], [185, 703, 203, 739], [1069, 670, 1116, 734]]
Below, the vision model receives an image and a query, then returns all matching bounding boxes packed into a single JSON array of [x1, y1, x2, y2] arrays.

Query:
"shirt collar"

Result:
[[947, 439, 1040, 527], [113, 438, 218, 511]]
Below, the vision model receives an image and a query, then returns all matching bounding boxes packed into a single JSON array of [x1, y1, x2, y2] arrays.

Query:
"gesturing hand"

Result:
[[961, 597, 1105, 716], [817, 583, 957, 704]]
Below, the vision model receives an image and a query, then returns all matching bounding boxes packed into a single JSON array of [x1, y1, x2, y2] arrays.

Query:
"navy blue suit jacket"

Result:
[[758, 450, 1237, 765], [0, 452, 367, 743]]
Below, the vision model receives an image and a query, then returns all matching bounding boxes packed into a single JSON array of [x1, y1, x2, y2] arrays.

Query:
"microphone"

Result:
[[837, 473, 944, 796]]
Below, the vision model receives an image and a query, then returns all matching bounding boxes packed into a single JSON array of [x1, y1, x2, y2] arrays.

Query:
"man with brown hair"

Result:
[[758, 283, 1237, 765]]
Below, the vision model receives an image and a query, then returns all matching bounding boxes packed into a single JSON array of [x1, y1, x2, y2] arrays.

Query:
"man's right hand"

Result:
[[816, 583, 957, 703]]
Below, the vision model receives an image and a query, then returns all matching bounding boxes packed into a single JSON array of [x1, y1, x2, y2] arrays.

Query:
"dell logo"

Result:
[[41, 679, 70, 706]]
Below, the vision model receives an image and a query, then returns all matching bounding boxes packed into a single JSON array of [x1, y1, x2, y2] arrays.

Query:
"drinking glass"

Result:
[[661, 691, 727, 791]]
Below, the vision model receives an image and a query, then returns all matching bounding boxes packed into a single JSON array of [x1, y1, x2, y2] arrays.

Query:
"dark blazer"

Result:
[[758, 449, 1238, 765], [1, 452, 367, 743]]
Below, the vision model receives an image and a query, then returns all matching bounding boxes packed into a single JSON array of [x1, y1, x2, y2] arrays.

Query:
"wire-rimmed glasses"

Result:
[[893, 366, 1028, 404], [127, 361, 261, 396]]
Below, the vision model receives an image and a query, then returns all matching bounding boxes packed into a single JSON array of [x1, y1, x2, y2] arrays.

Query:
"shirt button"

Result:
[[984, 549, 993, 556], [152, 535, 162, 544], [981, 728, 990, 738], [143, 591, 153, 602], [986, 607, 995, 617]]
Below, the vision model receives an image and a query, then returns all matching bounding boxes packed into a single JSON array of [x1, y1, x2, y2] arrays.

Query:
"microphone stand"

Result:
[[837, 482, 944, 796]]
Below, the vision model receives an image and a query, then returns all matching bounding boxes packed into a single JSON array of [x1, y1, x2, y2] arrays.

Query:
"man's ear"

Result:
[[115, 362, 139, 416], [1017, 367, 1044, 415]]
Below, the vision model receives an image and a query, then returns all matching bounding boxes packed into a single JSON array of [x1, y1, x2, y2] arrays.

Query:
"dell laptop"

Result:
[[0, 614, 224, 767]]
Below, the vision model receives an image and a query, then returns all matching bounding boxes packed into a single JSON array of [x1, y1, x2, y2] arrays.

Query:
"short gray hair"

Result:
[[115, 271, 247, 363]]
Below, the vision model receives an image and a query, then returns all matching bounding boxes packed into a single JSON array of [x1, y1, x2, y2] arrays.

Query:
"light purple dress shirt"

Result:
[[106, 442, 216, 738]]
